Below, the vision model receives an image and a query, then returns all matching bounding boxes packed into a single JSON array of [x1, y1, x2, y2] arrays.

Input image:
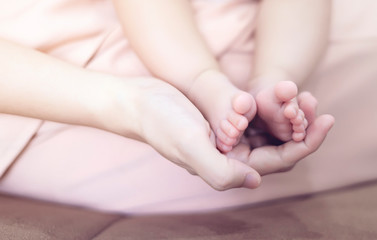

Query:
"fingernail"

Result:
[[243, 173, 261, 189]]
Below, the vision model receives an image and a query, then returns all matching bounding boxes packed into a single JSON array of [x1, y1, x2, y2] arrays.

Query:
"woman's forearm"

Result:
[[253, 0, 331, 84], [112, 0, 218, 89], [0, 38, 134, 135]]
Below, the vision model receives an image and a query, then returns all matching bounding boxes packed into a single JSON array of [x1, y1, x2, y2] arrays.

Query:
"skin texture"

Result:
[[112, 0, 331, 151], [249, 0, 331, 142], [112, 0, 256, 153], [252, 0, 331, 83], [0, 38, 259, 190], [0, 0, 334, 191], [0, 37, 334, 191]]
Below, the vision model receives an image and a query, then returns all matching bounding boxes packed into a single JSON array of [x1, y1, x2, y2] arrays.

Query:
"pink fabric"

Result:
[[0, 0, 376, 214], [0, 115, 41, 176]]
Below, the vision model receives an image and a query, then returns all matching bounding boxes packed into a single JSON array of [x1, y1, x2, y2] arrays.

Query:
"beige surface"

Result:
[[1, 180, 377, 240]]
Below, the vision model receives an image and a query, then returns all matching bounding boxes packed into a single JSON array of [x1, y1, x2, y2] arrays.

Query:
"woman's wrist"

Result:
[[90, 75, 142, 140]]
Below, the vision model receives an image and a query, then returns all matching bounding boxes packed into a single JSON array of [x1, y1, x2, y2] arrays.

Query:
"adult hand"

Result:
[[110, 78, 263, 191], [111, 80, 332, 191]]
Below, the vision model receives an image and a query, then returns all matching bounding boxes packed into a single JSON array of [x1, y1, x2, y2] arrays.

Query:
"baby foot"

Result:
[[187, 70, 256, 153], [253, 81, 307, 142]]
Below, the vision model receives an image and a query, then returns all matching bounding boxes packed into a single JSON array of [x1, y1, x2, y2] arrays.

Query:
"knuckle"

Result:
[[210, 172, 234, 191], [279, 163, 296, 173]]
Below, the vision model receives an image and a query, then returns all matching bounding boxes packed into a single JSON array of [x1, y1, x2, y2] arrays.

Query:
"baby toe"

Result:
[[275, 81, 298, 102], [232, 92, 255, 115], [217, 127, 238, 146], [228, 112, 249, 132], [284, 101, 298, 119], [290, 109, 305, 125], [216, 138, 233, 153], [220, 119, 240, 138], [293, 123, 305, 133], [292, 132, 306, 142]]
